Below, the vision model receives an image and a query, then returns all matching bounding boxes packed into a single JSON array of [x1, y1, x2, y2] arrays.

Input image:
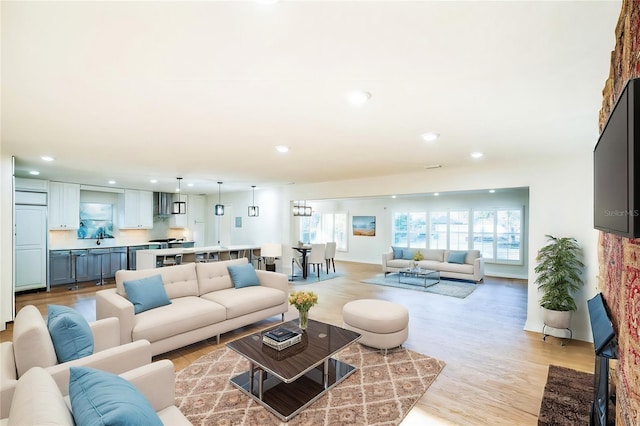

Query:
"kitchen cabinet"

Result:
[[15, 203, 48, 291], [109, 247, 127, 276], [49, 182, 80, 230], [88, 248, 111, 282], [119, 190, 153, 229], [71, 250, 90, 283], [50, 250, 72, 286]]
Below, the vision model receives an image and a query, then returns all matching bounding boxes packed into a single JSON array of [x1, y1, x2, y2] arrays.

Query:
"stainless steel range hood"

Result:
[[153, 192, 174, 216]]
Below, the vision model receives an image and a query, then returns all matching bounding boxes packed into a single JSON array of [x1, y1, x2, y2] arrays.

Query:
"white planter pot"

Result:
[[543, 308, 572, 329]]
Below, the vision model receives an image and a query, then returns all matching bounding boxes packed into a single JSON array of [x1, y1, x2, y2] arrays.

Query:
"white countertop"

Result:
[[49, 241, 194, 251], [136, 245, 258, 256]]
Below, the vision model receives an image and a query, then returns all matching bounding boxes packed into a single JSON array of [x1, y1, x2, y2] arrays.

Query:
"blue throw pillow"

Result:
[[228, 263, 260, 288], [69, 367, 162, 426], [123, 274, 171, 314], [402, 248, 415, 260], [47, 305, 94, 363], [448, 251, 467, 264], [391, 246, 403, 259]]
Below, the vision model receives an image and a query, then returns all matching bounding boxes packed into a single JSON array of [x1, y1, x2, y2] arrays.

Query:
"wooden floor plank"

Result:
[[1, 261, 594, 424]]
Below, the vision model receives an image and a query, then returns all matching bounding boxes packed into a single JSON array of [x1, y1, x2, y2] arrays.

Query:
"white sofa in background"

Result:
[[96, 258, 289, 356], [1, 360, 191, 425], [382, 248, 484, 282], [0, 305, 152, 418]]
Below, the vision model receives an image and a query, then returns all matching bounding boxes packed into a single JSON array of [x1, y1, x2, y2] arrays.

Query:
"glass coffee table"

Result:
[[226, 319, 361, 421], [398, 267, 440, 288]]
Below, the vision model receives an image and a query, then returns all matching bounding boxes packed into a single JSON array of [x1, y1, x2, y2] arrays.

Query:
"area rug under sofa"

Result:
[[361, 273, 478, 299], [175, 343, 445, 425]]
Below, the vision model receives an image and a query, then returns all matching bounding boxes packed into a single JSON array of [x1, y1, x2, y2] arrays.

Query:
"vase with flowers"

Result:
[[288, 290, 318, 330], [412, 250, 424, 269]]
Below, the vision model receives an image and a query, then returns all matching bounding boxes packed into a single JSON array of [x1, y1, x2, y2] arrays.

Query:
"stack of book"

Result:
[[262, 327, 302, 351]]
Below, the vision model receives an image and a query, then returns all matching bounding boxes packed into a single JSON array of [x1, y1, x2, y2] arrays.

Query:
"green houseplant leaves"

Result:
[[534, 235, 584, 312]]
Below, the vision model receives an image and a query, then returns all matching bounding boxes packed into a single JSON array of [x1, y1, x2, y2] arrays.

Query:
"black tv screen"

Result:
[[594, 78, 640, 238]]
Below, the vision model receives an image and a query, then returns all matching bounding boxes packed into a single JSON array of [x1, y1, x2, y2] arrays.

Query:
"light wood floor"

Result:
[[1, 261, 594, 425]]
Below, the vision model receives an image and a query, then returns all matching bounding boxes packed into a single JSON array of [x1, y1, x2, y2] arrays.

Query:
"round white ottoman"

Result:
[[342, 299, 409, 354]]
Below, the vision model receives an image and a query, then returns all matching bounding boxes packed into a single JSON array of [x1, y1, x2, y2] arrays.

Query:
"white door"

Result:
[[15, 204, 47, 291]]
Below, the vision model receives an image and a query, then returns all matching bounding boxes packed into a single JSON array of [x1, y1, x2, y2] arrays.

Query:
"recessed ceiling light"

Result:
[[489, 189, 496, 193], [391, 195, 397, 199], [421, 132, 439, 142], [41, 156, 54, 162], [346, 91, 371, 106], [187, 183, 194, 187], [29, 170, 40, 175], [150, 179, 158, 183], [470, 152, 484, 158], [434, 193, 440, 196], [275, 145, 289, 153], [108, 180, 116, 185]]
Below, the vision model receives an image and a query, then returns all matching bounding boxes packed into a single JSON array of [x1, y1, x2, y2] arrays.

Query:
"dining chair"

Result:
[[219, 251, 231, 261], [260, 243, 282, 272], [307, 243, 326, 279], [291, 249, 304, 280], [324, 242, 337, 273], [251, 248, 262, 269]]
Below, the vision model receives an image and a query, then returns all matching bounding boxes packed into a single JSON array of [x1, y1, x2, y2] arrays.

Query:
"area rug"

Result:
[[175, 343, 445, 425], [537, 365, 594, 426], [289, 271, 342, 284], [361, 273, 478, 299]]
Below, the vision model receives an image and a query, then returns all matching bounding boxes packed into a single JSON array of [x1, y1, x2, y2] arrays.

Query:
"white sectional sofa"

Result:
[[382, 248, 484, 282], [96, 258, 289, 356], [0, 305, 152, 418], [1, 360, 190, 425]]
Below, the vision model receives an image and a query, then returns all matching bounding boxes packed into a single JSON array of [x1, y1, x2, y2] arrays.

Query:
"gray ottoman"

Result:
[[342, 299, 409, 355]]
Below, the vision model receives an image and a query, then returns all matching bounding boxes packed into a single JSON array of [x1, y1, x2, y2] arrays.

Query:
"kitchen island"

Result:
[[136, 245, 260, 270]]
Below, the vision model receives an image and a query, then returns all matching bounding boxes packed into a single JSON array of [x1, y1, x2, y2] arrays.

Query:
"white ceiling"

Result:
[[1, 1, 622, 195]]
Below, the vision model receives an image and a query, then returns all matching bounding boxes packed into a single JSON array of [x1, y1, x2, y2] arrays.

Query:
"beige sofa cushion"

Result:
[[12, 305, 57, 377], [131, 296, 226, 343], [6, 367, 74, 426], [116, 263, 199, 300], [196, 258, 247, 294], [419, 249, 444, 262], [201, 286, 286, 319], [439, 262, 474, 274]]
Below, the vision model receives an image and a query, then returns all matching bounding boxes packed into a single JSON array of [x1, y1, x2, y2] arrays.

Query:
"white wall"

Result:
[[1, 154, 14, 331]]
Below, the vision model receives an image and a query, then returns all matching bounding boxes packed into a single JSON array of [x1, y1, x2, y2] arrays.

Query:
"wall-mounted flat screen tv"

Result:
[[594, 77, 639, 238]]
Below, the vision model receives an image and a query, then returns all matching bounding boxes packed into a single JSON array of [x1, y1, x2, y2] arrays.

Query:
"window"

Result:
[[471, 208, 523, 263], [299, 212, 348, 251], [409, 212, 427, 248], [392, 213, 408, 246], [429, 211, 447, 249], [393, 207, 523, 264], [473, 210, 495, 259], [496, 209, 521, 262], [448, 210, 469, 250]]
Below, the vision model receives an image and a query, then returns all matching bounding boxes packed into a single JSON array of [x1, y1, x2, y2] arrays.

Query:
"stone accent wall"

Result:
[[598, 1, 640, 425]]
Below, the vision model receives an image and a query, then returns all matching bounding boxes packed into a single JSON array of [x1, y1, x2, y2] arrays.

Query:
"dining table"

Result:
[[292, 245, 312, 279]]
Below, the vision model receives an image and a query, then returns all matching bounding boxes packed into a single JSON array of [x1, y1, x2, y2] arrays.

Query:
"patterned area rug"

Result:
[[537, 365, 594, 426], [361, 273, 478, 298], [289, 271, 342, 284], [175, 343, 445, 425]]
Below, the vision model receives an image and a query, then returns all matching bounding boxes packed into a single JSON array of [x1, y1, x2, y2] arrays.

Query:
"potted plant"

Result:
[[534, 234, 584, 330]]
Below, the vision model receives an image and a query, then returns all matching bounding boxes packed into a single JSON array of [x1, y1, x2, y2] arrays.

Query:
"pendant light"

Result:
[[292, 200, 312, 217], [172, 177, 186, 214], [248, 185, 259, 217], [215, 181, 224, 216]]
